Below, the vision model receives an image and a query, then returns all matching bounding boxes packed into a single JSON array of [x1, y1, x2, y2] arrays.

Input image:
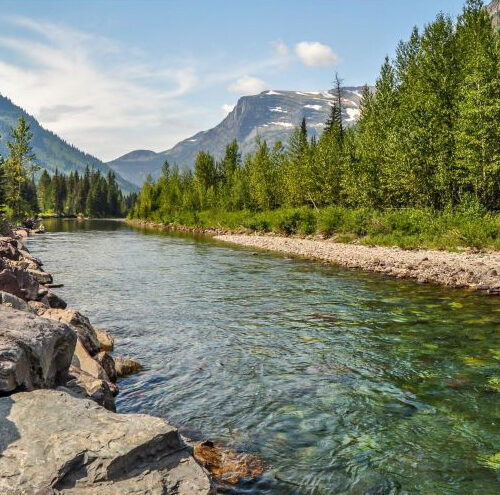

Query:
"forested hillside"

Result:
[[0, 95, 138, 193], [132, 0, 499, 249]]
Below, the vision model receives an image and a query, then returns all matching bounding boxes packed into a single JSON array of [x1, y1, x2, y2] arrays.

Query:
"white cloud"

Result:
[[0, 16, 200, 160], [221, 104, 235, 115], [294, 41, 339, 67], [228, 75, 267, 95]]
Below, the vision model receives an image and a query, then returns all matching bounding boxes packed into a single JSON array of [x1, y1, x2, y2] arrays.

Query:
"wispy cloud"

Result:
[[0, 16, 200, 160], [0, 15, 340, 161]]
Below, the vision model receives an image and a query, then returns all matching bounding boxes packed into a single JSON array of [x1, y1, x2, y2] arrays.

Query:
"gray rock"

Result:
[[0, 265, 39, 301], [0, 290, 29, 311], [0, 306, 76, 393], [38, 308, 100, 356], [0, 389, 213, 495], [45, 291, 68, 309]]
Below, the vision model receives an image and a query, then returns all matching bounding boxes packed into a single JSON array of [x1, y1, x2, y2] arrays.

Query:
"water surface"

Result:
[[27, 219, 500, 495]]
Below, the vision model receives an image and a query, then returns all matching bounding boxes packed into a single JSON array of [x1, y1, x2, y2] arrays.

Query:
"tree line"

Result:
[[133, 0, 499, 224], [0, 116, 134, 219]]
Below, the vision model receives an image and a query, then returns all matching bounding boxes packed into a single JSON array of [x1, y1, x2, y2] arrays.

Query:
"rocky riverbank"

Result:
[[215, 234, 500, 294], [0, 230, 214, 494]]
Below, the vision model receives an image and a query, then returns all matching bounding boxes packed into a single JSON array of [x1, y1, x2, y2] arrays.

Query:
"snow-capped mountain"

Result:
[[108, 87, 366, 186]]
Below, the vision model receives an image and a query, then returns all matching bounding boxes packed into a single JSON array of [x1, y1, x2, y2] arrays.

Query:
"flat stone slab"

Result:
[[0, 389, 212, 495]]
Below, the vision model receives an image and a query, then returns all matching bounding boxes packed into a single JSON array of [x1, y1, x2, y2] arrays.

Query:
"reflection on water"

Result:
[[28, 219, 500, 495]]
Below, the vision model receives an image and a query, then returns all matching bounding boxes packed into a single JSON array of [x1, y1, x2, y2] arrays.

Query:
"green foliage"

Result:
[[132, 1, 500, 250]]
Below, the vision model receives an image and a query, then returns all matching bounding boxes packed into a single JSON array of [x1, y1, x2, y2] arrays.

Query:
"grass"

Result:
[[137, 206, 500, 251]]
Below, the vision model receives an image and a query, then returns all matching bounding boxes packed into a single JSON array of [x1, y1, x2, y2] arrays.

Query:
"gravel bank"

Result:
[[215, 234, 500, 294]]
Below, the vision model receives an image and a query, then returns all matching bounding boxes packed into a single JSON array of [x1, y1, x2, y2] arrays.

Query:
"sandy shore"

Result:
[[215, 234, 500, 294]]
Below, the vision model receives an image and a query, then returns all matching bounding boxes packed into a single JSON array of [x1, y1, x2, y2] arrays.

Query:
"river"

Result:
[[27, 219, 499, 495]]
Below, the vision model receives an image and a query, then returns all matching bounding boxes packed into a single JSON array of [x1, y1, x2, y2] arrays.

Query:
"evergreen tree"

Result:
[[4, 117, 36, 218]]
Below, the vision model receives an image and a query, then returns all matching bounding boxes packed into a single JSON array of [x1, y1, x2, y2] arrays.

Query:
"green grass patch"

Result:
[[136, 206, 500, 251]]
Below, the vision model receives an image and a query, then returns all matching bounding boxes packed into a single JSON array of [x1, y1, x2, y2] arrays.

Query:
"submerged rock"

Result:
[[193, 440, 265, 485], [0, 306, 76, 393], [114, 356, 144, 377], [0, 389, 213, 494]]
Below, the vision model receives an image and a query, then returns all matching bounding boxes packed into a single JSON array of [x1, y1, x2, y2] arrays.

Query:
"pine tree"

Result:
[[4, 117, 36, 218]]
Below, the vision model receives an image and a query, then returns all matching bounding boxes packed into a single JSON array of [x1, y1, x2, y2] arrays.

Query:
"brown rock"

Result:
[[193, 440, 265, 484], [44, 290, 67, 309], [95, 326, 114, 351], [95, 351, 117, 383], [114, 356, 144, 377], [65, 365, 116, 411], [72, 339, 112, 383]]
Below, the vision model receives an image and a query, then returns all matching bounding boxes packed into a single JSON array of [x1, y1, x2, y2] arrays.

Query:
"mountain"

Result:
[[108, 87, 365, 186], [0, 95, 138, 193], [487, 0, 500, 27]]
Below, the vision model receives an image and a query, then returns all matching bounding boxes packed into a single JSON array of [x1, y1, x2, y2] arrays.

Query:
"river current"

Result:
[[27, 219, 499, 495]]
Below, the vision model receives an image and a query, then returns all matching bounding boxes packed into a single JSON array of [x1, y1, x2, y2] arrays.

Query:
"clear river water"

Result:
[[27, 219, 499, 495]]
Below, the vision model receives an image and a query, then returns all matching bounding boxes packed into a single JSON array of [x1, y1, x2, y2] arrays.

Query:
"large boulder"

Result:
[[0, 389, 213, 495], [0, 265, 39, 301], [38, 308, 100, 355], [0, 306, 76, 393]]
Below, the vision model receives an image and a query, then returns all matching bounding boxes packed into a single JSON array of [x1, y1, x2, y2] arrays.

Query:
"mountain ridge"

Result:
[[108, 87, 366, 186]]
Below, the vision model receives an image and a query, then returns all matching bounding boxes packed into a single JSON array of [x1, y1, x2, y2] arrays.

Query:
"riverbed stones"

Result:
[[0, 306, 76, 393], [0, 389, 213, 495]]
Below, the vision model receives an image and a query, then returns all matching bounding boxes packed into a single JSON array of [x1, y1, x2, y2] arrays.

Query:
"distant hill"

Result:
[[108, 87, 365, 186], [0, 95, 138, 193]]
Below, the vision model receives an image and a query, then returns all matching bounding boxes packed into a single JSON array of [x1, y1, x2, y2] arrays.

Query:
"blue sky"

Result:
[[0, 0, 466, 160]]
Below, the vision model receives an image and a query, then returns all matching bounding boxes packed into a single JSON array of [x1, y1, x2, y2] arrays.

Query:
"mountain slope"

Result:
[[0, 95, 138, 193], [487, 0, 500, 26], [108, 87, 365, 186]]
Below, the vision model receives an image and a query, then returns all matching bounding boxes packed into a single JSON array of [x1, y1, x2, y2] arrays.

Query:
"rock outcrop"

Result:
[[0, 389, 213, 495], [0, 306, 76, 393]]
